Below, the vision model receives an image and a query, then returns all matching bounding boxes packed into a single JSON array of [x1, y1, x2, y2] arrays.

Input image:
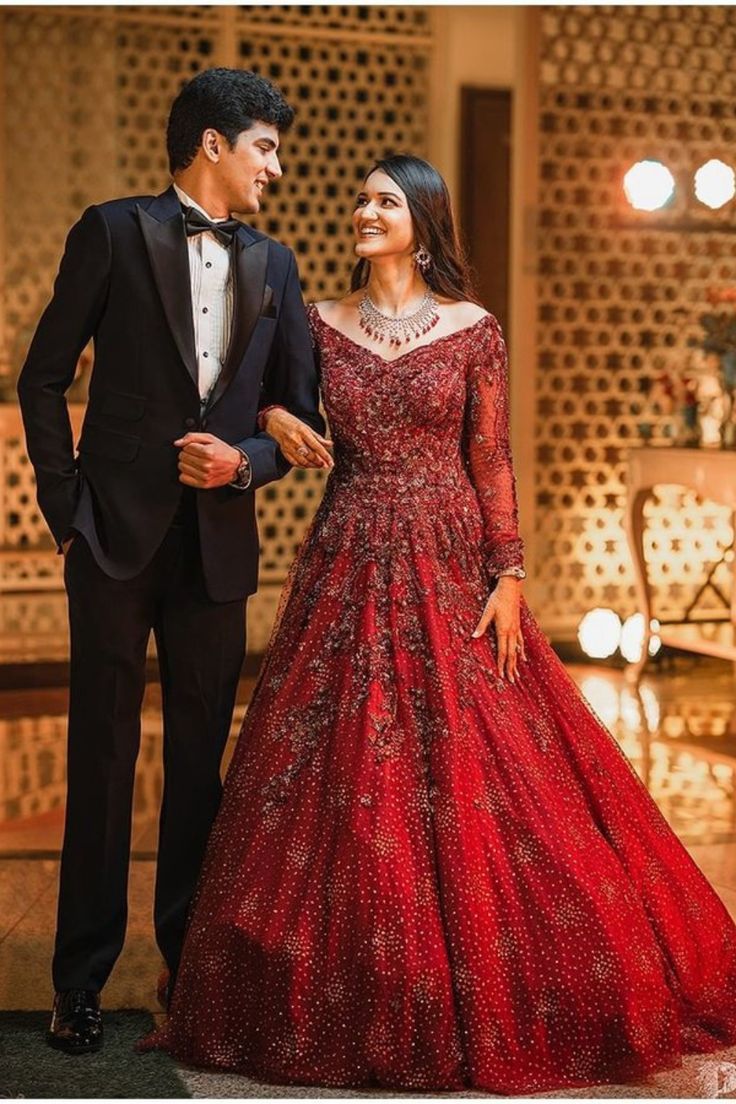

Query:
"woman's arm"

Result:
[[239, 253, 332, 480], [258, 298, 333, 470], [463, 314, 526, 681]]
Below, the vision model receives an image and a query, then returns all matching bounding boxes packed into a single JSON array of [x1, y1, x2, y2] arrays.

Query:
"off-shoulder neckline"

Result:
[[307, 304, 493, 365]]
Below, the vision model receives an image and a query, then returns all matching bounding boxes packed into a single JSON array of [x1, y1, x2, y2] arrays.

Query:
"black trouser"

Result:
[[53, 493, 247, 993]]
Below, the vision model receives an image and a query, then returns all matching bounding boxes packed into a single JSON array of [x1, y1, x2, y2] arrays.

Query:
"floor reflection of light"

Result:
[[637, 683, 662, 734], [714, 763, 733, 785], [620, 687, 646, 734], [571, 673, 736, 835], [2, 667, 735, 849], [578, 674, 621, 727], [618, 733, 643, 763]]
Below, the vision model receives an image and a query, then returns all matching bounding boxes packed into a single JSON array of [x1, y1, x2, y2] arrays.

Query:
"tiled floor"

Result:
[[0, 679, 253, 1027], [2, 657, 736, 1097]]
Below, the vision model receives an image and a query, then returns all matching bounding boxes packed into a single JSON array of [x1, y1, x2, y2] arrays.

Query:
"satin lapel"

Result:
[[137, 202, 198, 390], [204, 233, 269, 413]]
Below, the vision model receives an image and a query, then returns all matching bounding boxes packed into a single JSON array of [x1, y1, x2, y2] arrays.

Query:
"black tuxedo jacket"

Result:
[[17, 185, 325, 602]]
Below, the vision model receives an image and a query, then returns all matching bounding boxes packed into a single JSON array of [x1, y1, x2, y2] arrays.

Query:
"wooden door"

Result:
[[460, 87, 512, 335]]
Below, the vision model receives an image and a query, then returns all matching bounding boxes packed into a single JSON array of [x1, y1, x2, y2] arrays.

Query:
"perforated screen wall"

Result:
[[0, 5, 432, 649], [535, 4, 736, 634]]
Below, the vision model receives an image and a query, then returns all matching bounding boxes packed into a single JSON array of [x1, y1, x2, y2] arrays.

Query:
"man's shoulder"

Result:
[[242, 225, 292, 260], [93, 194, 159, 216], [81, 194, 161, 235]]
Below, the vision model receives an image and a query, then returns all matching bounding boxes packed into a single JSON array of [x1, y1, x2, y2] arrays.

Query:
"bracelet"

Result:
[[257, 404, 287, 432]]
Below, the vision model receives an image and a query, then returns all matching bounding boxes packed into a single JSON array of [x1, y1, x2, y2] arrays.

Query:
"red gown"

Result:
[[137, 307, 736, 1093]]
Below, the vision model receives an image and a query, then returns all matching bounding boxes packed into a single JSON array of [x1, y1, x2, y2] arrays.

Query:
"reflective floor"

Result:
[[2, 657, 736, 1097]]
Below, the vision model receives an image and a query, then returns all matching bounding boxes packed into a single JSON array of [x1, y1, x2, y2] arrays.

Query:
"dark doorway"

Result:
[[460, 87, 512, 335]]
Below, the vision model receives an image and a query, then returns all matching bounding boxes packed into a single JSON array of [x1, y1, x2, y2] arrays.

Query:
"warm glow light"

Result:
[[623, 160, 675, 211], [620, 613, 661, 663], [578, 675, 620, 727], [637, 684, 661, 734], [694, 158, 735, 209], [617, 684, 660, 740], [577, 608, 621, 659]]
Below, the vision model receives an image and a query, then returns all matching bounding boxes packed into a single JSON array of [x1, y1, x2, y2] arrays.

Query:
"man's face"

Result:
[[217, 121, 282, 214]]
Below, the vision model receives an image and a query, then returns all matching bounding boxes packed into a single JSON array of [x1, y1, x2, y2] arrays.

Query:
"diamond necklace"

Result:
[[357, 288, 440, 348]]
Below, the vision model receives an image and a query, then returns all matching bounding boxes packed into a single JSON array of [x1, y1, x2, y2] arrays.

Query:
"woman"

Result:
[[137, 155, 736, 1093]]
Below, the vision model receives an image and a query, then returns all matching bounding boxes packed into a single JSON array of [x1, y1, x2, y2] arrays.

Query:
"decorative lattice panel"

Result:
[[2, 11, 118, 392], [115, 19, 221, 196], [238, 29, 428, 295], [236, 5, 431, 35], [2, 6, 430, 387], [0, 5, 432, 652], [536, 4, 736, 634]]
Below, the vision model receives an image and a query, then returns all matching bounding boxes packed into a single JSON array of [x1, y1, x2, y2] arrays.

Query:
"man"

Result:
[[17, 66, 332, 1054]]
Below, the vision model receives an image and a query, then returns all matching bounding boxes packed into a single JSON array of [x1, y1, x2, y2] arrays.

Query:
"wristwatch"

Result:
[[229, 447, 252, 490]]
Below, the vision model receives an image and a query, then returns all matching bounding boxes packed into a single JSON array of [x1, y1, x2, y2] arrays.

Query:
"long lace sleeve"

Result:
[[463, 314, 526, 581]]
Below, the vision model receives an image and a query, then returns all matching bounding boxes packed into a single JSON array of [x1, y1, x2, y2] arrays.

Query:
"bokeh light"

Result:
[[578, 608, 622, 659], [694, 158, 735, 209], [623, 159, 675, 211], [620, 613, 662, 663]]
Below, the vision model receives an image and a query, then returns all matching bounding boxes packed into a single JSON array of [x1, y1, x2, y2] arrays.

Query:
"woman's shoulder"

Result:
[[436, 299, 496, 331], [309, 294, 360, 317]]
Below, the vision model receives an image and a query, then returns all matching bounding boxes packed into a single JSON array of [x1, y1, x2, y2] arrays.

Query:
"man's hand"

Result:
[[263, 408, 334, 470], [471, 576, 526, 683], [173, 433, 243, 489]]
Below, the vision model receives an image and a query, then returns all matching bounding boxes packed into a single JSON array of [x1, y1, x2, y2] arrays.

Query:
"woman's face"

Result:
[[352, 169, 415, 261]]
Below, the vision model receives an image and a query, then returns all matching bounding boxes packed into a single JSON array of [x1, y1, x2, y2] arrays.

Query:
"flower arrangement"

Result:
[[688, 286, 736, 447], [693, 286, 736, 357], [639, 368, 699, 445]]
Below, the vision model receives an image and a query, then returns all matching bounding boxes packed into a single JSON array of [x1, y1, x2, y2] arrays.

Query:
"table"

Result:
[[624, 446, 736, 678]]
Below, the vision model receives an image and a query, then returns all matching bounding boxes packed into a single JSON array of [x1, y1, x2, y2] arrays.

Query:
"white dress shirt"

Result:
[[173, 182, 251, 489], [173, 182, 234, 408]]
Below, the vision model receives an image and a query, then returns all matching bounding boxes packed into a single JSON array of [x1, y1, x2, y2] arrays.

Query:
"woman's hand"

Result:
[[263, 408, 334, 470], [471, 577, 526, 683]]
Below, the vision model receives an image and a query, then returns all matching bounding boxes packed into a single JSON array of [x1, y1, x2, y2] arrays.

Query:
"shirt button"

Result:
[[202, 307, 208, 314], [203, 351, 209, 358], [205, 261, 212, 269]]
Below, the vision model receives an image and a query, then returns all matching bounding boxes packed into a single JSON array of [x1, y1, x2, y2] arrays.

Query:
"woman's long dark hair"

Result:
[[350, 154, 479, 304]]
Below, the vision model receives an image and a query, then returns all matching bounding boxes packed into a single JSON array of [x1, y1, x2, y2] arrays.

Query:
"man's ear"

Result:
[[202, 128, 221, 163]]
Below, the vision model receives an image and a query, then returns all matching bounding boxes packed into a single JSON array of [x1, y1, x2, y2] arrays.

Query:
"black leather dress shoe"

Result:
[[47, 989, 103, 1053]]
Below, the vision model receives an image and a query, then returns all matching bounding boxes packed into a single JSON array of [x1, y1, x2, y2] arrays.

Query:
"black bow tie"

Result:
[[183, 206, 241, 247]]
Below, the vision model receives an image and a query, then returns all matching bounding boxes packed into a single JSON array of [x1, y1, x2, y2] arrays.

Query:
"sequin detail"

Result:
[[137, 309, 736, 1093]]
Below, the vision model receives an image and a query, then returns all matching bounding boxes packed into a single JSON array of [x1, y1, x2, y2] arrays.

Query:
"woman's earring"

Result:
[[414, 245, 432, 273]]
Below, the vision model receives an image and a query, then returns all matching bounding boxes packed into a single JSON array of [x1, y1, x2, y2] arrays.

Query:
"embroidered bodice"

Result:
[[307, 306, 525, 580]]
